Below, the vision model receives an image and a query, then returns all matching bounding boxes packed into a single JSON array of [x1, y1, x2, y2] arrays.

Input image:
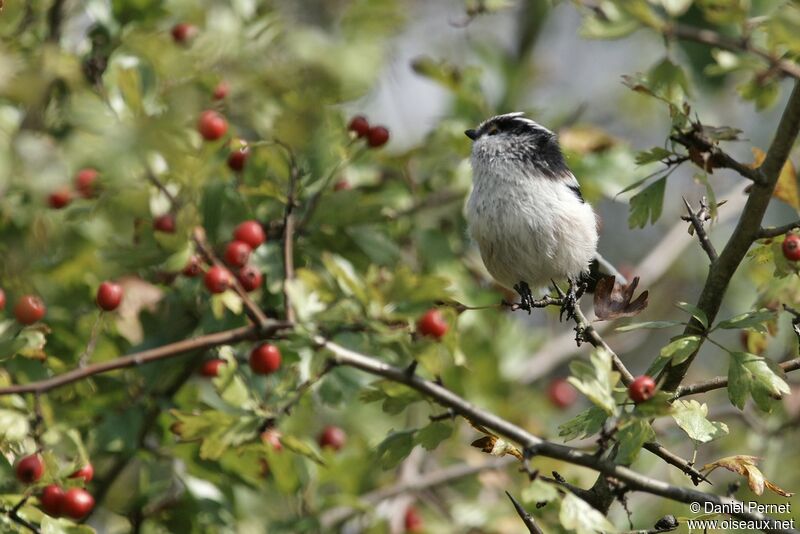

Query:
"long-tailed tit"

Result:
[[464, 112, 599, 318]]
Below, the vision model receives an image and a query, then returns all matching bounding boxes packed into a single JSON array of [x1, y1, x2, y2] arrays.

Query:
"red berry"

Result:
[[0, 288, 5, 311], [249, 343, 282, 375], [224, 240, 252, 268], [236, 265, 263, 292], [154, 214, 176, 233], [96, 281, 123, 311], [171, 23, 196, 43], [348, 115, 370, 138], [70, 463, 94, 482], [182, 255, 202, 277], [783, 233, 800, 261], [404, 506, 424, 533], [197, 110, 228, 141], [547, 378, 578, 409], [227, 148, 249, 172], [213, 81, 229, 100], [318, 425, 346, 451], [417, 308, 448, 339], [261, 430, 283, 452], [333, 179, 351, 191], [367, 126, 389, 148], [14, 295, 46, 325], [628, 375, 657, 403], [233, 220, 266, 249], [62, 488, 94, 520], [48, 189, 71, 209], [15, 454, 44, 484], [74, 168, 98, 198], [204, 266, 232, 294], [40, 485, 65, 517], [200, 358, 226, 377]]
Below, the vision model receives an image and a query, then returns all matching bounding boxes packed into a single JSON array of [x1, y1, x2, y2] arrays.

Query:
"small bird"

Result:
[[464, 112, 598, 318]]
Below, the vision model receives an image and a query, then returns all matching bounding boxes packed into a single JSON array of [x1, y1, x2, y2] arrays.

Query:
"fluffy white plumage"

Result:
[[465, 113, 598, 292]]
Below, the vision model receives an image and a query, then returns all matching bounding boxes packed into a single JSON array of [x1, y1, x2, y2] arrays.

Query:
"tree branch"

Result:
[[316, 337, 794, 533], [0, 324, 289, 396], [661, 79, 800, 391], [681, 197, 718, 263], [505, 491, 544, 534], [758, 220, 800, 238], [676, 357, 800, 398]]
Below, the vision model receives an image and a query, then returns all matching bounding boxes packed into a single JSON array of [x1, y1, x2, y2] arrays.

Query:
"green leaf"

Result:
[[567, 349, 620, 416], [321, 252, 369, 304], [616, 419, 655, 464], [628, 176, 666, 228], [359, 380, 422, 415], [728, 352, 791, 411], [676, 301, 709, 329], [616, 320, 683, 332], [415, 422, 453, 451], [672, 399, 729, 443], [0, 409, 30, 443], [280, 434, 325, 465], [715, 309, 775, 333], [558, 406, 608, 441], [376, 429, 415, 469], [659, 335, 701, 364], [521, 477, 559, 505], [559, 493, 616, 534], [635, 146, 673, 165]]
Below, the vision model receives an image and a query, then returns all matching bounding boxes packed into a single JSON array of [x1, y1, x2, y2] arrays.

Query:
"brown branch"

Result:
[[641, 442, 710, 485], [505, 491, 544, 534], [758, 220, 800, 238], [670, 130, 763, 183], [191, 227, 273, 330], [681, 197, 718, 263], [676, 357, 800, 398], [572, 305, 635, 385], [143, 163, 179, 208], [661, 79, 800, 391], [0, 324, 292, 396], [46, 0, 65, 43], [317, 337, 794, 533]]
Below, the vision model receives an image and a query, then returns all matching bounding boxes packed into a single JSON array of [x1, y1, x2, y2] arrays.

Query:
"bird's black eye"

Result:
[[487, 125, 500, 136]]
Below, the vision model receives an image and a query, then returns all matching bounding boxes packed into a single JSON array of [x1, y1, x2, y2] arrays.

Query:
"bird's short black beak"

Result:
[[465, 129, 478, 141]]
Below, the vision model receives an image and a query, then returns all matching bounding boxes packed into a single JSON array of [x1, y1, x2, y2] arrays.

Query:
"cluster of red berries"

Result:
[[47, 168, 99, 209], [783, 233, 800, 261], [15, 454, 95, 519], [199, 220, 266, 294], [1, 282, 123, 326], [200, 343, 282, 377], [347, 115, 390, 148]]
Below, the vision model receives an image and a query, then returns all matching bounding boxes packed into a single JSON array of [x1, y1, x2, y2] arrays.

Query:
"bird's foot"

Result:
[[555, 278, 585, 322], [513, 282, 534, 314]]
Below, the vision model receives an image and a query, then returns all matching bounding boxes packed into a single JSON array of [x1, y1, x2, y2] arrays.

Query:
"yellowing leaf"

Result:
[[701, 455, 794, 497], [751, 147, 800, 211]]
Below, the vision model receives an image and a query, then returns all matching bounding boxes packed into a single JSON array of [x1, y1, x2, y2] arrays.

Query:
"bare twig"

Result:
[[316, 337, 793, 533], [505, 491, 544, 534], [670, 129, 763, 183], [758, 220, 800, 238], [143, 162, 179, 208], [4, 494, 40, 533], [681, 197, 719, 262], [572, 305, 635, 385], [0, 324, 292, 396]]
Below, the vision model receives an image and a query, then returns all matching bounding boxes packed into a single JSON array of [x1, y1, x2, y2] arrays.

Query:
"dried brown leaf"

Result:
[[470, 435, 524, 460], [700, 455, 794, 497], [751, 147, 800, 211], [593, 275, 649, 321]]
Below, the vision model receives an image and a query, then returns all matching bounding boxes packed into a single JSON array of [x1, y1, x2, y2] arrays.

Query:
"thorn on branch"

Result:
[[504, 491, 544, 534], [681, 196, 719, 262]]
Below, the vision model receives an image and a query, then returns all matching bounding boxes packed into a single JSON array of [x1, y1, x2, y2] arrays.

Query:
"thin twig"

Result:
[[143, 162, 179, 208], [46, 0, 65, 43], [758, 220, 800, 238], [505, 491, 544, 534], [5, 494, 40, 533], [676, 357, 800, 398], [681, 197, 719, 263], [572, 305, 635, 385], [0, 324, 293, 396]]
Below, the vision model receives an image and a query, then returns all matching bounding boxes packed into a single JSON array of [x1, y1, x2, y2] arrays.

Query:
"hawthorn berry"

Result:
[[233, 220, 266, 249], [236, 265, 263, 292], [96, 281, 123, 311], [366, 126, 389, 148], [333, 179, 351, 191], [62, 488, 94, 520], [171, 23, 196, 43], [417, 308, 448, 339], [182, 255, 202, 277], [227, 148, 249, 172], [200, 358, 226, 377], [547, 378, 578, 409], [75, 168, 98, 198], [15, 454, 44, 483], [204, 266, 232, 294], [213, 81, 230, 100], [154, 214, 176, 233], [318, 425, 346, 451], [348, 115, 370, 138], [0, 288, 5, 311], [48, 189, 71, 209], [628, 375, 657, 403], [40, 485, 65, 517], [14, 295, 46, 325], [70, 463, 94, 482], [404, 506, 424, 533], [197, 110, 228, 141], [783, 233, 800, 261], [249, 343, 282, 375], [224, 240, 252, 268]]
